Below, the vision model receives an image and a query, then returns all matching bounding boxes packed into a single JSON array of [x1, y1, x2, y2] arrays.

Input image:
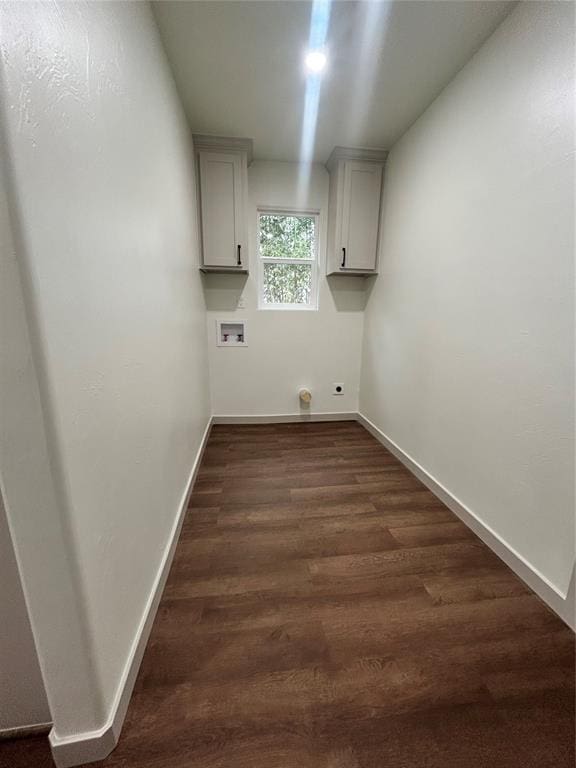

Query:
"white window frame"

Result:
[[257, 207, 319, 311]]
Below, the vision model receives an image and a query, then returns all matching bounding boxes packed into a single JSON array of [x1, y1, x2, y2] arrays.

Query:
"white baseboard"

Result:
[[0, 722, 52, 740], [49, 417, 213, 768], [357, 412, 575, 630], [212, 412, 358, 424]]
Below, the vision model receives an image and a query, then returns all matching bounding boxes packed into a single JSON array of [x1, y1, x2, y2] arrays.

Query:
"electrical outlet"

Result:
[[236, 295, 246, 309], [332, 382, 344, 396]]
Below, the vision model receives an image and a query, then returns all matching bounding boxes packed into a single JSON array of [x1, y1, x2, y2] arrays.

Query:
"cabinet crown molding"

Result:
[[326, 145, 388, 172], [192, 134, 254, 165]]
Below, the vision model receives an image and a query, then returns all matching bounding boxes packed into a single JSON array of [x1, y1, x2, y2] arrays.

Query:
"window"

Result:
[[258, 210, 319, 309]]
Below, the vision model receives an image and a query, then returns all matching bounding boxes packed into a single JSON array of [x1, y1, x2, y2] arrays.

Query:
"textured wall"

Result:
[[0, 0, 210, 740], [361, 0, 575, 597]]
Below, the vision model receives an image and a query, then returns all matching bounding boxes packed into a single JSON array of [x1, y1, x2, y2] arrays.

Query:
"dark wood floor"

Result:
[[3, 421, 574, 768]]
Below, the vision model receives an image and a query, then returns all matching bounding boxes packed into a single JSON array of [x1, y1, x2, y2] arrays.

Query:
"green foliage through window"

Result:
[[259, 213, 316, 306], [263, 263, 312, 305], [259, 215, 314, 259]]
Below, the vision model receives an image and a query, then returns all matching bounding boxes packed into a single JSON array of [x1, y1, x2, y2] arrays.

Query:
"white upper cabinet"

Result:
[[193, 135, 252, 273], [326, 147, 387, 275]]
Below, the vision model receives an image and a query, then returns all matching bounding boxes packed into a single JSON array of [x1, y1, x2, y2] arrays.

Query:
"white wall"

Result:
[[0, 490, 50, 733], [0, 0, 210, 747], [360, 1, 575, 605], [205, 161, 365, 416], [0, 109, 101, 739]]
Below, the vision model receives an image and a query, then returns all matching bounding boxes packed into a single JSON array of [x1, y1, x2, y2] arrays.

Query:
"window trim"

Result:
[[257, 207, 320, 311]]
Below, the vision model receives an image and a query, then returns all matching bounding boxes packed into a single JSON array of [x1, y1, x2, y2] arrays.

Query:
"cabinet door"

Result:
[[340, 161, 382, 271], [199, 151, 245, 268]]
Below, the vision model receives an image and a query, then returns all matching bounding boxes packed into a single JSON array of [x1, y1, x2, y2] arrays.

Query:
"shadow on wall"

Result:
[[327, 275, 374, 311], [201, 272, 374, 312], [201, 273, 248, 311]]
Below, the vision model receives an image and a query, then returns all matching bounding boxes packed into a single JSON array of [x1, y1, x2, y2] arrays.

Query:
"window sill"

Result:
[[258, 304, 318, 311]]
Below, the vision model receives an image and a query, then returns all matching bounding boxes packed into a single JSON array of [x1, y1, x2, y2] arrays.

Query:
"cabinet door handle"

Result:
[[237, 244, 242, 266], [341, 247, 346, 268]]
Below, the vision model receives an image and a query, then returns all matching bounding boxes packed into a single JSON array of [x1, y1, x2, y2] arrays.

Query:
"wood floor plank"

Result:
[[3, 421, 573, 768], [388, 520, 475, 547], [206, 524, 399, 574], [163, 560, 312, 601], [420, 568, 531, 605], [291, 477, 424, 502], [307, 540, 498, 579], [217, 500, 379, 527], [136, 619, 331, 690], [223, 470, 362, 491]]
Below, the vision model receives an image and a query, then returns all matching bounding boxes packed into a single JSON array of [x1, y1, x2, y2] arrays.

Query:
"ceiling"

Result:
[[152, 1, 514, 163]]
